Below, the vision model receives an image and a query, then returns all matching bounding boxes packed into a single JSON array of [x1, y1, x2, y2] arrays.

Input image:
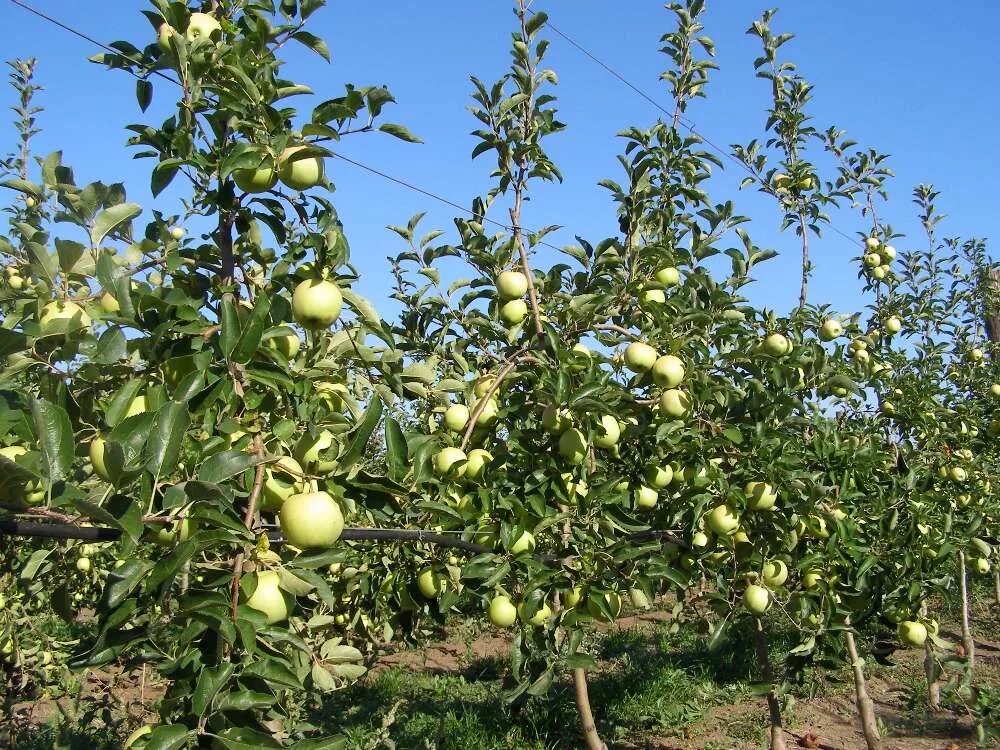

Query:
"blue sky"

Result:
[[2, 1, 998, 321]]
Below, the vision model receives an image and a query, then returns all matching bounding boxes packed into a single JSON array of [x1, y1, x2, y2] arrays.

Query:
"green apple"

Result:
[[586, 591, 622, 622], [234, 165, 278, 193], [279, 491, 344, 548], [542, 405, 572, 434], [745, 481, 777, 511], [474, 398, 499, 427], [518, 600, 553, 626], [863, 253, 881, 268], [261, 456, 305, 512], [38, 301, 91, 336], [865, 237, 880, 251], [641, 288, 666, 306], [464, 449, 492, 481], [99, 292, 120, 314], [971, 347, 984, 361], [949, 466, 968, 483], [659, 388, 691, 419], [990, 383, 1000, 397], [802, 570, 825, 590], [879, 244, 897, 261], [629, 588, 651, 609], [762, 333, 791, 356], [972, 557, 991, 575], [500, 299, 528, 325], [315, 381, 348, 412], [594, 415, 621, 449], [743, 584, 770, 615], [706, 504, 739, 536], [278, 145, 325, 190], [417, 567, 445, 598], [169, 225, 185, 240], [443, 404, 470, 432], [773, 172, 791, 190], [264, 326, 301, 359], [433, 447, 467, 479], [691, 531, 709, 548], [851, 348, 870, 364], [509, 530, 536, 556], [76, 557, 91, 573], [897, 620, 927, 648], [157, 23, 176, 53], [244, 570, 289, 624], [89, 437, 111, 482], [636, 485, 658, 509], [292, 278, 342, 329], [473, 375, 496, 398], [294, 429, 336, 474], [488, 595, 517, 627], [186, 12, 221, 42], [762, 560, 788, 587], [818, 319, 843, 342], [558, 428, 588, 465], [872, 266, 888, 280], [644, 464, 673, 489], [564, 586, 583, 608], [651, 354, 685, 388], [884, 315, 902, 334], [564, 474, 589, 502], [655, 266, 680, 287], [624, 342, 658, 372], [496, 270, 528, 299]]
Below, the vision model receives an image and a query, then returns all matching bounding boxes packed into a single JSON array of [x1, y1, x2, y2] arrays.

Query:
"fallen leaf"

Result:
[[798, 731, 821, 748]]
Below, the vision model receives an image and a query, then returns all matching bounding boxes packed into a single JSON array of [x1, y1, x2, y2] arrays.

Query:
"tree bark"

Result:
[[958, 550, 976, 672], [573, 668, 607, 750], [921, 602, 941, 710], [753, 617, 788, 750], [844, 623, 882, 749], [994, 566, 1000, 608]]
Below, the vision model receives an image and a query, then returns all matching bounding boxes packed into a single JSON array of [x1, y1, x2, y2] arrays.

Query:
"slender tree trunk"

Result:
[[958, 550, 976, 672], [920, 602, 942, 710], [844, 622, 882, 749], [753, 617, 788, 750], [797, 212, 810, 309], [993, 566, 1000, 607], [573, 668, 607, 750]]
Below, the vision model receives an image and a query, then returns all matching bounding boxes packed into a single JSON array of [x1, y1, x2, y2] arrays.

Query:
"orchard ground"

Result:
[[12, 585, 999, 750]]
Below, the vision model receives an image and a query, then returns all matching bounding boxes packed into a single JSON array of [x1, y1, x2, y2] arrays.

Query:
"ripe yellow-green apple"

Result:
[[991, 383, 1000, 397], [865, 237, 880, 251], [169, 225, 185, 240], [278, 145, 325, 190], [474, 398, 499, 426], [636, 485, 658, 509], [644, 464, 673, 489], [519, 600, 553, 626], [872, 266, 888, 280], [851, 348, 870, 364], [745, 481, 778, 511], [294, 429, 336, 474], [762, 333, 791, 356], [706, 504, 739, 536], [496, 270, 528, 299], [292, 278, 342, 329], [186, 12, 221, 41], [773, 172, 791, 190], [156, 22, 176, 52], [261, 456, 305, 512], [500, 299, 528, 325], [89, 437, 111, 482], [881, 401, 896, 415], [279, 491, 344, 548], [863, 253, 881, 268], [651, 354, 685, 388], [315, 381, 348, 412], [569, 343, 592, 372], [564, 587, 583, 608], [897, 620, 927, 647], [38, 301, 91, 336], [233, 164, 278, 193], [629, 588, 651, 609], [443, 404, 470, 432], [762, 560, 788, 587], [818, 319, 843, 342], [542, 404, 572, 434], [564, 474, 589, 502], [879, 244, 897, 261], [971, 347, 984, 361], [558, 428, 588, 465], [98, 292, 120, 314], [509, 530, 536, 555], [153, 518, 195, 546], [594, 415, 621, 449], [417, 567, 445, 598], [659, 388, 691, 418], [949, 466, 968, 483], [743, 584, 770, 615], [624, 342, 658, 372], [884, 315, 902, 334], [655, 266, 680, 287], [802, 570, 825, 589], [488, 595, 517, 627], [473, 375, 496, 398], [244, 570, 289, 624], [464, 449, 492, 481], [264, 326, 301, 359], [76, 557, 91, 573], [433, 446, 467, 479], [6, 272, 24, 290], [641, 288, 666, 306], [586, 591, 622, 622], [972, 557, 991, 574]]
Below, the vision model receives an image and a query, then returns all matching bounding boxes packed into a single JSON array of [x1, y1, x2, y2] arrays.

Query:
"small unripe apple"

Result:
[[655, 266, 680, 287], [279, 491, 344, 549], [76, 557, 91, 573], [651, 354, 685, 388], [949, 466, 968, 483], [496, 270, 528, 299], [691, 531, 709, 548], [244, 570, 289, 624], [500, 299, 528, 325], [593, 415, 621, 449], [884, 315, 902, 334], [488, 595, 517, 627], [762, 333, 791, 356], [186, 12, 221, 42], [743, 584, 770, 614], [636, 485, 658, 509], [706, 504, 739, 536], [972, 557, 991, 575], [659, 388, 691, 419], [541, 405, 572, 434], [564, 587, 583, 608], [417, 567, 445, 598], [818, 319, 843, 342], [433, 447, 467, 479], [971, 347, 984, 361], [558, 428, 588, 465], [509, 530, 536, 555], [278, 145, 325, 190], [872, 266, 888, 280], [169, 225, 185, 240], [99, 292, 120, 314], [443, 404, 470, 432], [292, 278, 343, 329], [802, 570, 825, 589], [624, 342, 658, 372], [897, 620, 927, 647]]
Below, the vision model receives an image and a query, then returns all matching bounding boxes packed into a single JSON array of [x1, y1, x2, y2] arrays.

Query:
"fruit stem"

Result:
[[957, 549, 976, 673], [752, 617, 788, 750], [572, 668, 607, 750], [843, 619, 882, 750]]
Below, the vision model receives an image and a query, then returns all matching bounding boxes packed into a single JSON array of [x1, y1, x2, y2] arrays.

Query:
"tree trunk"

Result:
[[844, 623, 882, 749], [573, 668, 607, 750], [920, 602, 942, 710], [958, 550, 976, 672], [753, 617, 788, 750], [993, 566, 1000, 608]]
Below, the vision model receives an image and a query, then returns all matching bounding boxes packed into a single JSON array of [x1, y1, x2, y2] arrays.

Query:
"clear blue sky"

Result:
[[3, 1, 998, 319]]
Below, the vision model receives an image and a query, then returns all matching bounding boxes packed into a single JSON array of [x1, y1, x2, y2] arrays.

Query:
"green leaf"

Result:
[[90, 202, 141, 247], [100, 559, 154, 610], [191, 663, 235, 718], [90, 327, 128, 364], [384, 417, 407, 479], [136, 79, 153, 112], [338, 396, 383, 471], [232, 294, 271, 364], [242, 657, 302, 690], [143, 724, 191, 750], [378, 123, 423, 143], [145, 402, 190, 477], [198, 450, 265, 484], [292, 30, 331, 61], [151, 159, 183, 197], [220, 297, 239, 358], [29, 398, 73, 482], [216, 689, 277, 712]]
